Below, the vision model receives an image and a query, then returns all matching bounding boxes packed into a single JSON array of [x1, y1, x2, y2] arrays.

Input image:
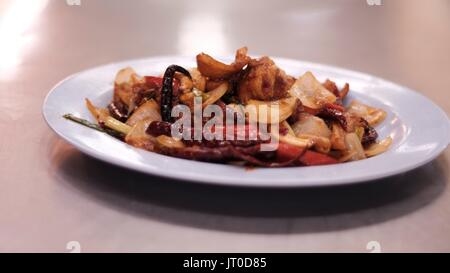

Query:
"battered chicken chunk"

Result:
[[238, 57, 295, 103], [197, 47, 251, 80]]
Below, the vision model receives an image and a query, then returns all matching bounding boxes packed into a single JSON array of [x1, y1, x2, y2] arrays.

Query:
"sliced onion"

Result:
[[115, 67, 137, 85], [273, 133, 313, 148], [344, 133, 366, 161], [202, 82, 228, 107], [156, 135, 185, 149], [125, 118, 157, 151], [246, 97, 297, 124], [338, 151, 358, 163], [86, 98, 108, 123], [174, 73, 194, 93], [291, 113, 331, 138], [189, 68, 207, 91], [126, 99, 161, 126], [365, 136, 392, 157], [281, 121, 295, 136], [330, 122, 346, 151], [114, 67, 145, 111], [86, 98, 131, 135], [347, 100, 387, 127], [289, 71, 337, 109], [297, 134, 331, 154]]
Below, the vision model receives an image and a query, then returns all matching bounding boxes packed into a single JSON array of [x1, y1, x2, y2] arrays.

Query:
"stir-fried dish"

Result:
[[65, 47, 392, 167]]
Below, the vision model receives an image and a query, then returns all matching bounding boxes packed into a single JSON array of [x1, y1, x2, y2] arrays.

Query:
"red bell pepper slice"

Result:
[[276, 143, 305, 162], [144, 76, 163, 87], [276, 143, 338, 166], [144, 76, 180, 96], [299, 150, 338, 166]]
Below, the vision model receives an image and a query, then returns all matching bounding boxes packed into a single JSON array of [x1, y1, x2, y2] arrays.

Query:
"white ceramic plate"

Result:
[[43, 56, 450, 187]]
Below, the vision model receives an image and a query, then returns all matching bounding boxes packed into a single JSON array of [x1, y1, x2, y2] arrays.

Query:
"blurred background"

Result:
[[0, 0, 449, 252], [1, 0, 449, 113]]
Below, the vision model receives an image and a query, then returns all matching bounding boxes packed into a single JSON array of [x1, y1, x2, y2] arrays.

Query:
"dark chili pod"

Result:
[[319, 103, 378, 145], [108, 102, 128, 122], [146, 121, 172, 137], [161, 65, 191, 122]]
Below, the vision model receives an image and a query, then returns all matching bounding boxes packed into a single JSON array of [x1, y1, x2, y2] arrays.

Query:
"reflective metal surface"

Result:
[[0, 0, 449, 252]]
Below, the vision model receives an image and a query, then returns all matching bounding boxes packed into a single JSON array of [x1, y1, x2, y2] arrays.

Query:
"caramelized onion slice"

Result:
[[156, 135, 186, 149], [365, 136, 392, 157], [344, 133, 366, 161], [289, 71, 337, 109], [297, 134, 331, 154], [347, 100, 387, 127], [202, 83, 229, 107], [281, 121, 295, 136], [125, 118, 157, 151], [114, 67, 138, 85], [196, 47, 250, 79], [330, 122, 346, 151], [114, 67, 145, 111], [291, 113, 331, 138], [246, 97, 297, 124], [272, 133, 313, 149], [126, 99, 161, 127], [189, 68, 207, 91]]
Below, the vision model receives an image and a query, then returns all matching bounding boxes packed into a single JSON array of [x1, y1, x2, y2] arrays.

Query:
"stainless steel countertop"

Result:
[[0, 0, 449, 252]]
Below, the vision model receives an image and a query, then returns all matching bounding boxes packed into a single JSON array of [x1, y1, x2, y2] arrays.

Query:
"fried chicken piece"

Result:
[[197, 47, 251, 80], [238, 57, 295, 103]]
